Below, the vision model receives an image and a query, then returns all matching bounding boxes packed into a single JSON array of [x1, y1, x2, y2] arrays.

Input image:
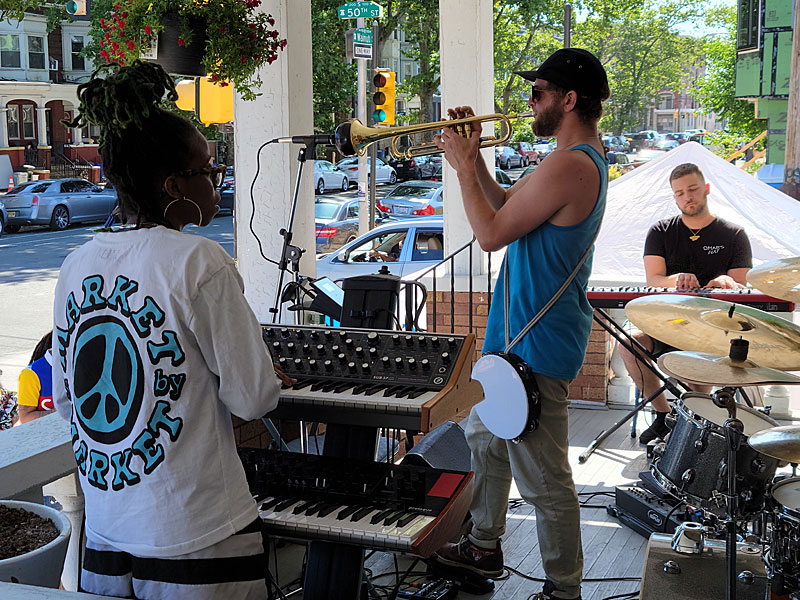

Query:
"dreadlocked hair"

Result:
[[64, 61, 201, 227]]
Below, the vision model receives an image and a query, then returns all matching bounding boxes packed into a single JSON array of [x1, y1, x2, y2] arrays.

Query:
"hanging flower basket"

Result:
[[144, 13, 207, 77]]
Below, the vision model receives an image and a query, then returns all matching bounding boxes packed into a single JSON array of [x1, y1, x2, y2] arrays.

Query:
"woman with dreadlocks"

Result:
[[52, 61, 283, 599]]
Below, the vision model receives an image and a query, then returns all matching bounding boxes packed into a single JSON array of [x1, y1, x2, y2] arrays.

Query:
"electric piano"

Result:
[[239, 447, 473, 558], [587, 287, 794, 312], [262, 324, 482, 432]]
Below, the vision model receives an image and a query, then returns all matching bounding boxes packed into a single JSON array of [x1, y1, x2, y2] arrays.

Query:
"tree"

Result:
[[692, 5, 766, 137], [395, 0, 440, 127]]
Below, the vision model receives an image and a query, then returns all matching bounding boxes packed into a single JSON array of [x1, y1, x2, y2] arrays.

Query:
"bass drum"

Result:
[[652, 393, 779, 516], [472, 353, 540, 443], [766, 477, 800, 595]]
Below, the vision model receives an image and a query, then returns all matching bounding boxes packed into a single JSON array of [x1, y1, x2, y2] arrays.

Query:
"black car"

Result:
[[387, 156, 422, 180], [217, 167, 234, 215]]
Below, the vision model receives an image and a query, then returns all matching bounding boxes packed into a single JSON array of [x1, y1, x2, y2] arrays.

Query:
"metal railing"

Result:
[[49, 152, 94, 180]]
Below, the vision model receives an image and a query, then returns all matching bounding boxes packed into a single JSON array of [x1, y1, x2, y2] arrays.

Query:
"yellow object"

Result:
[[372, 70, 396, 126], [17, 368, 40, 408], [175, 77, 234, 125], [673, 110, 678, 118]]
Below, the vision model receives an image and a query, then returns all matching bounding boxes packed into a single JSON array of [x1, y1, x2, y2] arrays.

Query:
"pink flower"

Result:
[[118, 20, 125, 29], [177, 37, 186, 46], [100, 50, 109, 60], [144, 25, 151, 35], [211, 74, 219, 81], [127, 40, 135, 50], [112, 41, 119, 50], [240, 56, 247, 64]]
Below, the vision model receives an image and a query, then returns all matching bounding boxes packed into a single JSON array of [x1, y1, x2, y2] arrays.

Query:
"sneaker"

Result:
[[434, 535, 504, 578], [639, 414, 670, 445], [529, 579, 581, 600]]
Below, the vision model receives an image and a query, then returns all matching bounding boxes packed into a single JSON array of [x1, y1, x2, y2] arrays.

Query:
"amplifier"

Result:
[[607, 485, 689, 538]]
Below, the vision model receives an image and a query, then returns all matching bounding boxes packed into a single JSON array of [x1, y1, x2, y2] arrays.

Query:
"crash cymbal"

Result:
[[657, 350, 800, 386], [625, 294, 800, 370], [746, 257, 800, 303], [748, 426, 800, 463]]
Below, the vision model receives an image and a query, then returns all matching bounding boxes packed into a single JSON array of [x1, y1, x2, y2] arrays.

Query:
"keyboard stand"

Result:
[[578, 308, 688, 463]]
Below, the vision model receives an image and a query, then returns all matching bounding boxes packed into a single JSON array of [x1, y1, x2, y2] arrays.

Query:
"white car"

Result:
[[316, 217, 444, 281], [313, 160, 350, 194], [335, 157, 398, 186]]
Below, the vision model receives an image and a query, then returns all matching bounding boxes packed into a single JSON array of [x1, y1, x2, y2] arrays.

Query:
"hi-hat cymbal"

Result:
[[625, 294, 800, 370], [748, 426, 800, 463], [746, 257, 800, 303], [657, 350, 800, 386]]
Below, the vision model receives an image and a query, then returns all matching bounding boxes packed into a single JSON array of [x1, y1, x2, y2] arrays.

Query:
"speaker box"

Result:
[[340, 272, 400, 329], [402, 421, 471, 473]]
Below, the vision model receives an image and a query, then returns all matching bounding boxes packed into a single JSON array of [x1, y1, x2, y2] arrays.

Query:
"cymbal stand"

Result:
[[579, 308, 690, 463]]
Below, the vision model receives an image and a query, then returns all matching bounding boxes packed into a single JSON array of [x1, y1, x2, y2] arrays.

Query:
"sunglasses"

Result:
[[530, 85, 555, 102], [173, 164, 227, 188]]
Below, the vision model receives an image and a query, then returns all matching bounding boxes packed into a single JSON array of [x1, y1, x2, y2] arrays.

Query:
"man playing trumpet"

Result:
[[433, 48, 609, 600]]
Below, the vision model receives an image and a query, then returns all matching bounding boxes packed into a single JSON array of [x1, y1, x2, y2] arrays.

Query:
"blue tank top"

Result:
[[483, 144, 607, 381]]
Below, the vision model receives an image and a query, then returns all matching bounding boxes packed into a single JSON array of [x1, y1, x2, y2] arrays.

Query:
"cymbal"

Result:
[[748, 426, 800, 463], [657, 350, 800, 386], [625, 294, 800, 370], [746, 257, 800, 303]]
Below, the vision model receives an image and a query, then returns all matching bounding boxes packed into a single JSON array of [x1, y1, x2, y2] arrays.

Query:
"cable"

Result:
[[249, 139, 281, 267], [505, 565, 640, 585], [388, 557, 420, 600]]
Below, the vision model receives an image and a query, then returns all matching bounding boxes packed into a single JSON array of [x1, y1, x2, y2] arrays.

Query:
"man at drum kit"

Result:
[[619, 162, 753, 444], [432, 48, 609, 600]]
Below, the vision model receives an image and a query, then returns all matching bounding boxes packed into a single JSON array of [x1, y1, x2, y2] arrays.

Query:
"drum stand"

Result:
[[579, 308, 689, 463]]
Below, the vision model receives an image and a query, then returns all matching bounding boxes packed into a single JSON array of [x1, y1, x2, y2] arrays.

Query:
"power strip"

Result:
[[397, 579, 458, 599]]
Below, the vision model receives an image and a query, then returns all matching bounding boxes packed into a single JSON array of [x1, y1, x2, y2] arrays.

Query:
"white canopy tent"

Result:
[[591, 142, 800, 285]]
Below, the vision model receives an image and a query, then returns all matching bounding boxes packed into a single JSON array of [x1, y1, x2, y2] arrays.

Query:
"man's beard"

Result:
[[680, 196, 707, 217], [531, 102, 564, 137]]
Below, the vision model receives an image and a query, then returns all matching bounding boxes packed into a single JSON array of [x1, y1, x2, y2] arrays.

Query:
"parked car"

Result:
[[377, 181, 444, 217], [495, 168, 513, 188], [313, 160, 350, 194], [495, 146, 526, 169], [602, 135, 629, 153], [628, 131, 657, 151], [508, 141, 539, 165], [316, 217, 444, 281], [3, 178, 117, 232], [218, 183, 235, 215], [415, 155, 443, 179], [533, 139, 556, 159], [335, 157, 397, 186], [315, 198, 389, 253], [655, 134, 680, 151], [0, 199, 6, 237], [387, 156, 422, 181]]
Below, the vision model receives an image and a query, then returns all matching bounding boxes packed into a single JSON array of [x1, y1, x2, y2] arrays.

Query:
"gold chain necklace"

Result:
[[688, 227, 702, 242]]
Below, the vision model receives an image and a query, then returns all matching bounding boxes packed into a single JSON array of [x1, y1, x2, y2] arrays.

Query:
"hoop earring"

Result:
[[163, 196, 203, 227]]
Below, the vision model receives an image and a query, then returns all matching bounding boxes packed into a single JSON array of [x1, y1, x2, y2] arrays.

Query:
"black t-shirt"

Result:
[[643, 216, 752, 286]]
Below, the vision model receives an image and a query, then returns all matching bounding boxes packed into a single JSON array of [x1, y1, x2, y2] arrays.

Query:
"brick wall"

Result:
[[428, 291, 610, 403]]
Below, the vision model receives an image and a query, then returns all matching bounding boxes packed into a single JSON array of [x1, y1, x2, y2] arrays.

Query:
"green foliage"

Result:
[[0, 1, 72, 33], [396, 0, 440, 126], [692, 5, 766, 137]]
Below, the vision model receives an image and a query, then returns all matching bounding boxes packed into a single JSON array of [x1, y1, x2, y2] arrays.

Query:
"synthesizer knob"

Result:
[[344, 338, 354, 348], [295, 330, 305, 340], [405, 334, 414, 346], [430, 336, 440, 347], [280, 328, 290, 338], [338, 353, 347, 364], [421, 358, 431, 371], [324, 360, 333, 372], [408, 357, 417, 370], [278, 357, 288, 368], [392, 334, 401, 345], [369, 347, 378, 358], [293, 358, 304, 370], [309, 330, 319, 340], [348, 361, 358, 374], [302, 343, 311, 354], [308, 359, 318, 371], [447, 337, 457, 347], [331, 344, 340, 354], [286, 342, 296, 353], [441, 352, 451, 363], [323, 330, 333, 340], [395, 357, 404, 370], [271, 341, 281, 352], [263, 328, 274, 338], [381, 356, 391, 368], [367, 331, 379, 344], [316, 344, 326, 356], [355, 346, 365, 356], [417, 336, 426, 346], [361, 362, 370, 372]]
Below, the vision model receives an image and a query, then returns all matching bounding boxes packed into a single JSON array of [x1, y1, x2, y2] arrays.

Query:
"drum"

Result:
[[766, 477, 800, 593], [652, 393, 779, 516]]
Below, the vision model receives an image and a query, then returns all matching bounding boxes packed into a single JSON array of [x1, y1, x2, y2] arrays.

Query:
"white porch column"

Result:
[[0, 108, 9, 147], [438, 0, 495, 280], [37, 106, 48, 146], [234, 0, 314, 323]]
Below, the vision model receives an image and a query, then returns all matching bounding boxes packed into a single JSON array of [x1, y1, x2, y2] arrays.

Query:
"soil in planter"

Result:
[[0, 505, 59, 560]]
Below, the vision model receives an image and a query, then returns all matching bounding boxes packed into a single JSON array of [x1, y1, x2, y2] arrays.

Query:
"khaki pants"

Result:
[[465, 373, 583, 598]]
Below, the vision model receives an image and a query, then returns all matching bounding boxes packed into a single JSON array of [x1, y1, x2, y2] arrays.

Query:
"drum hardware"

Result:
[[746, 256, 800, 303], [625, 294, 800, 370], [664, 559, 681, 574], [671, 522, 706, 554]]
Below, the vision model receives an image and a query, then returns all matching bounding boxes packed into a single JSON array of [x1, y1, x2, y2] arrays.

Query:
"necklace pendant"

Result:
[[689, 234, 700, 241]]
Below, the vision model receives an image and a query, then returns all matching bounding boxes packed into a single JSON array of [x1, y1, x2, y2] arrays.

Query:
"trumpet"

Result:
[[334, 111, 535, 160]]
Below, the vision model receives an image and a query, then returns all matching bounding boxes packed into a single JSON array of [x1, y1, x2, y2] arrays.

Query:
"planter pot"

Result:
[[0, 500, 71, 588], [146, 13, 207, 77]]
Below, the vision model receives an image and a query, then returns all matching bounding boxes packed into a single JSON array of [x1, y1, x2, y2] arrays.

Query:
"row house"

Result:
[[1, 12, 102, 179], [644, 62, 724, 133]]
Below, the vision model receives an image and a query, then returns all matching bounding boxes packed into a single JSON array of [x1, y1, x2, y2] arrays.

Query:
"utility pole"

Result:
[[564, 4, 571, 48], [356, 16, 369, 235], [782, 0, 800, 200]]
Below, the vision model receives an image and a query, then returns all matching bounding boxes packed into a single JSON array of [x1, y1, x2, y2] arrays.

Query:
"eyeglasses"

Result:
[[173, 164, 227, 188], [530, 85, 554, 102]]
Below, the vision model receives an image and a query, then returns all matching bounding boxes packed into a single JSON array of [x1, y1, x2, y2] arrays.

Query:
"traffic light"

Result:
[[65, 0, 86, 15], [673, 110, 679, 118], [372, 70, 396, 126]]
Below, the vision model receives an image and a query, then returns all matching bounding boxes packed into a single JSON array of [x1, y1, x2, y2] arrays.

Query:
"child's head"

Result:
[[29, 331, 52, 364], [66, 61, 222, 229]]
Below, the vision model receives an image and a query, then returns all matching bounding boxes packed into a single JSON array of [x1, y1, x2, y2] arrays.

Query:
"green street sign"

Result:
[[353, 28, 373, 45], [338, 1, 383, 19]]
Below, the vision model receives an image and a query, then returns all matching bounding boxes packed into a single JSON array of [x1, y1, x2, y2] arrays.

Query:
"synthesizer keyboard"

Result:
[[587, 287, 794, 312], [262, 325, 482, 432], [239, 448, 473, 557]]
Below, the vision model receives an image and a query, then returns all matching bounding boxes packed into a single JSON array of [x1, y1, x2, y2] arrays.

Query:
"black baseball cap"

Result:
[[515, 48, 610, 100]]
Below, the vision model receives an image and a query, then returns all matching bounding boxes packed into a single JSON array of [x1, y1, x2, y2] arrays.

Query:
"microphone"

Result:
[[276, 134, 335, 146]]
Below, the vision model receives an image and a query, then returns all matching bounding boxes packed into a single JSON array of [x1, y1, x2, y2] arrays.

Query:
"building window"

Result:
[[28, 36, 45, 70], [21, 105, 35, 139], [658, 95, 673, 110], [402, 61, 414, 81], [71, 35, 85, 70], [6, 106, 19, 139], [737, 0, 759, 50], [1, 34, 21, 68]]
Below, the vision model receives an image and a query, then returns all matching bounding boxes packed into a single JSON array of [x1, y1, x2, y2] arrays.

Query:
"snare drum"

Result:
[[653, 393, 779, 516], [766, 477, 800, 593]]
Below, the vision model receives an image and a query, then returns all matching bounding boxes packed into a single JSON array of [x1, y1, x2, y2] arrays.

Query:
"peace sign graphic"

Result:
[[73, 316, 144, 444]]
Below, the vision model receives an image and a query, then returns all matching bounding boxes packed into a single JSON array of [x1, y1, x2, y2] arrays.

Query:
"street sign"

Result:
[[353, 28, 373, 45], [338, 1, 382, 19], [345, 28, 373, 60], [354, 44, 373, 59]]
